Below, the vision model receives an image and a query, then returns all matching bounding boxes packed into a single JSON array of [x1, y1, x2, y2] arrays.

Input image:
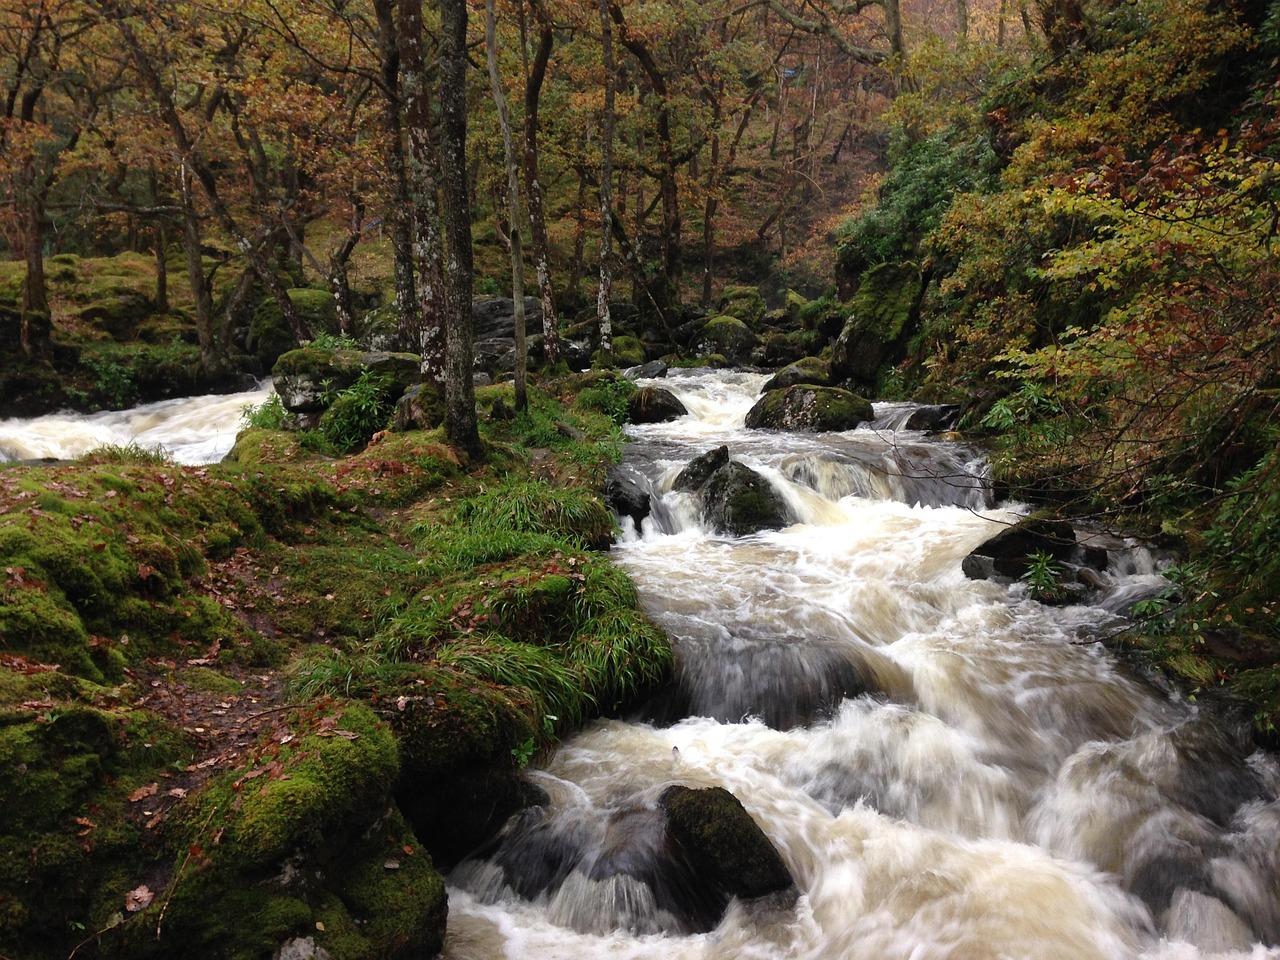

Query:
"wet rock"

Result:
[[961, 515, 1077, 581], [903, 404, 960, 431], [745, 384, 873, 432], [627, 386, 687, 424], [673, 446, 788, 536], [659, 785, 795, 901], [606, 464, 652, 527], [761, 357, 831, 392], [673, 445, 731, 493], [624, 360, 669, 380]]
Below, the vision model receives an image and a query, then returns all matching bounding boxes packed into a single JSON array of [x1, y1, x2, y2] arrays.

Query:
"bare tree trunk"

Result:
[[178, 165, 221, 376], [956, 0, 970, 38], [374, 0, 422, 350], [440, 0, 481, 457], [523, 0, 560, 364], [487, 0, 528, 412], [399, 0, 446, 381], [597, 0, 617, 361]]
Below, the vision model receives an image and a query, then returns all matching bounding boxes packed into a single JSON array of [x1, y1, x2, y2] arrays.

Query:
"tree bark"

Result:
[[487, 0, 528, 412], [374, 0, 423, 350], [523, 0, 561, 364], [439, 0, 482, 457], [398, 0, 446, 382], [597, 0, 617, 361]]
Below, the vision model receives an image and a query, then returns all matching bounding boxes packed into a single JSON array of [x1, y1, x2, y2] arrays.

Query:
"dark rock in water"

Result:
[[673, 446, 788, 536], [659, 785, 796, 902], [961, 516, 1077, 581], [702, 461, 789, 537], [745, 384, 873, 432], [674, 445, 731, 493], [606, 464, 652, 527], [903, 404, 960, 432], [624, 360, 669, 380], [627, 386, 687, 424]]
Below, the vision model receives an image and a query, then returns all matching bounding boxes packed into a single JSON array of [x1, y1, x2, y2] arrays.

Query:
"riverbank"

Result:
[[0, 371, 671, 959]]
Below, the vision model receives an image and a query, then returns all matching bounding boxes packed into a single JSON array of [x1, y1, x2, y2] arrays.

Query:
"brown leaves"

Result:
[[125, 885, 154, 912], [129, 783, 159, 803]]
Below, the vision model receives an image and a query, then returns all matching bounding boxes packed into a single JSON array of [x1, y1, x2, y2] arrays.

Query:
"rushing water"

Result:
[[0, 380, 275, 465], [447, 369, 1280, 960]]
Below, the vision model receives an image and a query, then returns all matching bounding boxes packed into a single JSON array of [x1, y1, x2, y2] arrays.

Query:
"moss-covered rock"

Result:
[[961, 515, 1077, 581], [250, 289, 339, 367], [659, 785, 795, 901], [762, 357, 831, 392], [594, 334, 647, 369], [717, 285, 767, 330], [627, 385, 688, 424], [831, 262, 924, 387], [745, 384, 874, 432], [272, 347, 419, 416], [673, 445, 789, 537], [697, 315, 759, 365]]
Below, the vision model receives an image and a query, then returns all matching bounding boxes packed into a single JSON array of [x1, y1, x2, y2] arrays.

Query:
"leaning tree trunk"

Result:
[[439, 0, 482, 458], [487, 0, 528, 412]]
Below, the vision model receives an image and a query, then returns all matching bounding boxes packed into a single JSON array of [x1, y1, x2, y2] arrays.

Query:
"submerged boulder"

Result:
[[745, 384, 873, 433], [962, 515, 1077, 581], [674, 446, 788, 537], [627, 385, 687, 424], [659, 785, 796, 902]]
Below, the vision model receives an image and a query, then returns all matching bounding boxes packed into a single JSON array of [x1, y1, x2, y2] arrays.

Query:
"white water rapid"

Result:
[[0, 381, 274, 465], [446, 369, 1280, 960]]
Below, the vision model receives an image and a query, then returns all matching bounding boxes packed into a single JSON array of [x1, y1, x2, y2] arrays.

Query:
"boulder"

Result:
[[273, 347, 419, 414], [627, 386, 688, 424], [605, 464, 652, 527], [392, 381, 445, 432], [674, 446, 788, 537], [830, 262, 924, 387], [624, 360, 669, 380], [472, 296, 543, 340], [697, 315, 759, 365], [903, 404, 960, 431], [745, 384, 873, 432], [961, 515, 1078, 581], [762, 357, 831, 392], [716, 285, 767, 330], [659, 785, 795, 902]]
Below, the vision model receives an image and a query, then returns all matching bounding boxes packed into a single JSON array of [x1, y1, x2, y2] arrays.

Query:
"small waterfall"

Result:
[[0, 380, 273, 465], [448, 368, 1280, 960]]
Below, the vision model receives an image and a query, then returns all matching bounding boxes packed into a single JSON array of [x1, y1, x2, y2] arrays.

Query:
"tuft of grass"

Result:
[[80, 441, 173, 465]]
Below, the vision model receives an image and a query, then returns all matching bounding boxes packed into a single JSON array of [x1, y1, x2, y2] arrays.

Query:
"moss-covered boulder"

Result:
[[659, 785, 795, 902], [75, 288, 155, 342], [674, 445, 789, 537], [594, 334, 647, 369], [100, 701, 446, 960], [831, 262, 924, 387], [391, 381, 446, 432], [745, 384, 874, 432], [250, 289, 340, 367], [697, 315, 759, 365], [272, 347, 419, 415], [627, 385, 688, 424], [762, 357, 831, 392], [717, 285, 767, 330]]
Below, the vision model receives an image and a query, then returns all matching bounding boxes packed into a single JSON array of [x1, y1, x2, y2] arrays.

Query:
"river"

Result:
[[4, 368, 1277, 959], [0, 380, 274, 465], [445, 369, 1280, 960]]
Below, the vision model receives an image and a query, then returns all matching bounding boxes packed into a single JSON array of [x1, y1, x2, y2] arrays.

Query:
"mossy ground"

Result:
[[0, 371, 670, 958]]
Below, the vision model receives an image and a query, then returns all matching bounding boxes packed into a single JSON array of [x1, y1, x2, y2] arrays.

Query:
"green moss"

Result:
[[717, 285, 767, 329], [594, 334, 646, 368], [745, 384, 874, 432], [251, 288, 339, 365], [180, 667, 244, 695], [698, 315, 759, 365]]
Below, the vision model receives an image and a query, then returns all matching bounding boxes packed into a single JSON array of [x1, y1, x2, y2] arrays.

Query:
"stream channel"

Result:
[[3, 368, 1279, 959], [445, 368, 1280, 960]]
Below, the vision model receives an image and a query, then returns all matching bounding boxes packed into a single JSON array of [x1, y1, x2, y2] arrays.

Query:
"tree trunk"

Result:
[[398, 0, 446, 382], [21, 190, 49, 355], [487, 0, 528, 412], [597, 0, 617, 361], [374, 0, 422, 350], [523, 0, 560, 365], [178, 165, 221, 376], [439, 0, 481, 458]]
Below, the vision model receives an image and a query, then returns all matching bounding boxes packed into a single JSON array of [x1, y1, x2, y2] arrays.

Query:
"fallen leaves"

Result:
[[129, 783, 159, 803], [125, 885, 154, 912]]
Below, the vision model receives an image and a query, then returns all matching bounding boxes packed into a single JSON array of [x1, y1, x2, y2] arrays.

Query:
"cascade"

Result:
[[447, 368, 1280, 960]]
